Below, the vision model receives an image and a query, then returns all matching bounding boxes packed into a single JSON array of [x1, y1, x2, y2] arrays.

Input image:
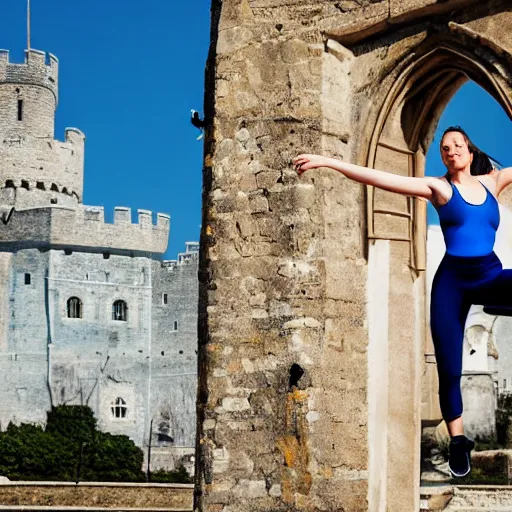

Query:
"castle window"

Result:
[[5, 180, 14, 188], [173, 321, 178, 331], [21, 180, 29, 190], [24, 273, 31, 285], [112, 300, 128, 321], [162, 293, 168, 305], [17, 100, 23, 121], [111, 397, 127, 419], [67, 297, 82, 319], [36, 182, 45, 191]]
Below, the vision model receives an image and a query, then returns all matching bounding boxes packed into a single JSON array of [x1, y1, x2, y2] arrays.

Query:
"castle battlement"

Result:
[[0, 49, 58, 98], [88, 206, 170, 228], [0, 204, 170, 254], [64, 127, 85, 142], [0, 126, 86, 205]]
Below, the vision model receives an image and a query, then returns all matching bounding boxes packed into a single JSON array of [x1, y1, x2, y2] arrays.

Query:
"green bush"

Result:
[[46, 405, 96, 443], [149, 465, 192, 484], [0, 406, 145, 482], [81, 431, 145, 482]]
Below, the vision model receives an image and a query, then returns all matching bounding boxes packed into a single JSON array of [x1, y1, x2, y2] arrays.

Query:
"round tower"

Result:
[[0, 49, 85, 208]]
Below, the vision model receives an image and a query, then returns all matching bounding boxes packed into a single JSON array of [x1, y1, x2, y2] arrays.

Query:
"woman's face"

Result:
[[440, 131, 473, 172]]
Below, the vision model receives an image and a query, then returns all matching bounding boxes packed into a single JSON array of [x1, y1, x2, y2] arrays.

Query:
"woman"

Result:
[[293, 127, 512, 478]]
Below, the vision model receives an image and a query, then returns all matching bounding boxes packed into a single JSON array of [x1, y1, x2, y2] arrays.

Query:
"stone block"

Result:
[[232, 479, 267, 499], [390, 0, 476, 23], [318, 1, 388, 42], [221, 397, 251, 412]]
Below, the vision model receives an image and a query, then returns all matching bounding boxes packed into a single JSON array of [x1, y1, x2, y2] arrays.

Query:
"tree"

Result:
[[0, 406, 145, 482]]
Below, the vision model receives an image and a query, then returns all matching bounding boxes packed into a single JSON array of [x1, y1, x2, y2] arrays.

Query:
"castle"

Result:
[[0, 48, 198, 469]]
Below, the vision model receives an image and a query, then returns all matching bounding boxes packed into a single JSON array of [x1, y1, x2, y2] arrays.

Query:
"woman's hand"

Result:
[[292, 154, 330, 175]]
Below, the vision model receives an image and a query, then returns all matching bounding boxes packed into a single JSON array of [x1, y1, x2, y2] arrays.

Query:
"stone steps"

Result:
[[448, 488, 512, 509], [421, 486, 512, 511], [448, 508, 512, 511]]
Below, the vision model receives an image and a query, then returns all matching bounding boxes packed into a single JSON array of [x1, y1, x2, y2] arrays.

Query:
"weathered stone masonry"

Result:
[[196, 1, 512, 511]]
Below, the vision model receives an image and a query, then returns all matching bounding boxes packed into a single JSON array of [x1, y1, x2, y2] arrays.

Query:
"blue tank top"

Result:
[[436, 178, 500, 257]]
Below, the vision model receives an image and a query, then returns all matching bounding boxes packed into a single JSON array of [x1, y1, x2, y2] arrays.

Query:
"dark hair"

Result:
[[441, 126, 501, 176]]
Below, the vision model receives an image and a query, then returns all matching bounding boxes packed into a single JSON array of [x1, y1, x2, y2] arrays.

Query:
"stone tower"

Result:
[[0, 49, 84, 208], [196, 1, 512, 511]]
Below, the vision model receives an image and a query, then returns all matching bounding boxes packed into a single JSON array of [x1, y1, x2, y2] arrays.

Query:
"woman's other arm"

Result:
[[495, 167, 512, 196], [293, 154, 445, 202]]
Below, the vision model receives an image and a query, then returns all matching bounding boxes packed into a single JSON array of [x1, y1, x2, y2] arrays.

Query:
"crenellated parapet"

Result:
[[0, 126, 85, 207], [0, 205, 170, 254], [0, 49, 58, 98]]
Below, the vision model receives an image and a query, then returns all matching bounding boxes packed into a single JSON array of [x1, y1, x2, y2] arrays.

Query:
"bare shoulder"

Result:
[[424, 176, 452, 206], [495, 167, 512, 196], [424, 175, 449, 189], [479, 172, 499, 196]]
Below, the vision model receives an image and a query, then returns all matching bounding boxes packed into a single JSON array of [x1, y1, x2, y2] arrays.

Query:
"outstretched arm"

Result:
[[293, 154, 438, 201]]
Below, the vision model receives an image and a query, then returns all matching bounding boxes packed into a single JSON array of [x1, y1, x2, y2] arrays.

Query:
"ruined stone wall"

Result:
[[197, 1, 512, 511], [197, 3, 367, 510]]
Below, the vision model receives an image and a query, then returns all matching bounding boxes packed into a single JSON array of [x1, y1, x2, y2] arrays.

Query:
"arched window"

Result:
[[111, 397, 127, 419], [67, 297, 82, 319], [112, 300, 127, 321]]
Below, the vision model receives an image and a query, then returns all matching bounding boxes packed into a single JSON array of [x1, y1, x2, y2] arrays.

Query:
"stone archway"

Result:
[[196, 3, 512, 512], [364, 37, 512, 510]]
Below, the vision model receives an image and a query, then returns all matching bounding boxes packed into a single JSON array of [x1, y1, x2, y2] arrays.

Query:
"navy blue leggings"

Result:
[[431, 252, 512, 421]]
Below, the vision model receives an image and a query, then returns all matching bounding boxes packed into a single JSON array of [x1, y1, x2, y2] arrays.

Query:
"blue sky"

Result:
[[2, 3, 511, 257]]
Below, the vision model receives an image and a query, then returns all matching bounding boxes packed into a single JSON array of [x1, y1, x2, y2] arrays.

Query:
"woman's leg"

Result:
[[447, 416, 464, 437], [475, 267, 512, 308], [431, 263, 475, 476], [430, 264, 471, 427]]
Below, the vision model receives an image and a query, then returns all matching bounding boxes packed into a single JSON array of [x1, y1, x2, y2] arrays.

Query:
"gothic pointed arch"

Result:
[[362, 34, 512, 270]]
